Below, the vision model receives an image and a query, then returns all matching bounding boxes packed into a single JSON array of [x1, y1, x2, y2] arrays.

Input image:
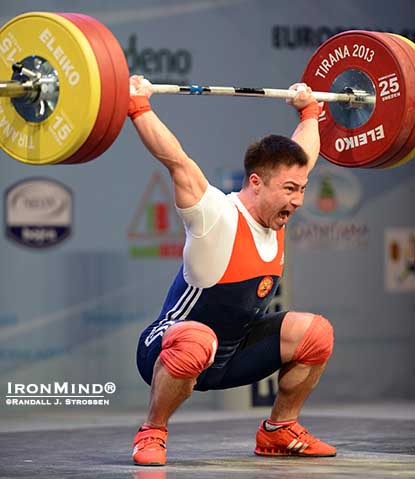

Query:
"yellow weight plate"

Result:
[[386, 34, 415, 168], [0, 12, 101, 164]]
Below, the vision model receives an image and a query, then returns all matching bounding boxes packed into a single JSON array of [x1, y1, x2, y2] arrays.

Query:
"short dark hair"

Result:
[[243, 134, 308, 186]]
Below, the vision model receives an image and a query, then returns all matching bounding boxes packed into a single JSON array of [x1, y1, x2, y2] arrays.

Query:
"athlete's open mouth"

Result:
[[278, 210, 290, 220]]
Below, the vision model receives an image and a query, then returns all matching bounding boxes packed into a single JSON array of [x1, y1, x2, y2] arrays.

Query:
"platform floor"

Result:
[[0, 404, 414, 478]]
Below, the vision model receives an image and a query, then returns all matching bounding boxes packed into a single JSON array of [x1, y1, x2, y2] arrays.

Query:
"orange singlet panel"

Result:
[[218, 210, 284, 284]]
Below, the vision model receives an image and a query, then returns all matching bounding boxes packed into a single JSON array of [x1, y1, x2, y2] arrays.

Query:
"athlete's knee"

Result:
[[292, 315, 334, 365], [160, 321, 218, 379]]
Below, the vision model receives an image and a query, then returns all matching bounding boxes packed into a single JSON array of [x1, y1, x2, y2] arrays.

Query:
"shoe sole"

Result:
[[255, 447, 336, 457], [134, 462, 166, 466]]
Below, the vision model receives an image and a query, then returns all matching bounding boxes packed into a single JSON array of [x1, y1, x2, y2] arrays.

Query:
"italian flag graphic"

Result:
[[317, 176, 337, 213]]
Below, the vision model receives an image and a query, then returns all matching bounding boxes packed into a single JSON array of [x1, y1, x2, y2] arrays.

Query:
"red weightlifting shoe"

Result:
[[255, 420, 336, 457], [132, 425, 168, 466]]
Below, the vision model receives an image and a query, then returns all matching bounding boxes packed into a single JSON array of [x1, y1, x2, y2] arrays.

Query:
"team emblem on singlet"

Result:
[[257, 275, 274, 298]]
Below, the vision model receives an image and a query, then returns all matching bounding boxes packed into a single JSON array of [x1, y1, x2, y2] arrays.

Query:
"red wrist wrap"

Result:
[[300, 101, 322, 122], [128, 95, 151, 120]]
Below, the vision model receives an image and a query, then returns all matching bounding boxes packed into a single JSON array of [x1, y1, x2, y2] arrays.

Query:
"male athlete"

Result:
[[129, 75, 336, 465]]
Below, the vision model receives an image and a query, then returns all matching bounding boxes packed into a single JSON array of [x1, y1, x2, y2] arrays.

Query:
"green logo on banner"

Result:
[[127, 171, 184, 258]]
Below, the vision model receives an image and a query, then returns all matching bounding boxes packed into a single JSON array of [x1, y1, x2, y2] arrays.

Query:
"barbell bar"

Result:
[[0, 11, 413, 168], [151, 84, 376, 105], [0, 78, 376, 105]]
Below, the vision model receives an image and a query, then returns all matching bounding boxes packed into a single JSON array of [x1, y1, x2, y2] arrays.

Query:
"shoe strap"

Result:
[[288, 422, 304, 435], [133, 427, 168, 446], [289, 422, 319, 445]]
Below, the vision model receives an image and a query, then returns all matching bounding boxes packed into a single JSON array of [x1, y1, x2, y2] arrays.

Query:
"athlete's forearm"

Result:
[[291, 118, 320, 172]]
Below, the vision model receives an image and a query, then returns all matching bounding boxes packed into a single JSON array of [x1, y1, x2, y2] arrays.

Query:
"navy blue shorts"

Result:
[[136, 311, 286, 391]]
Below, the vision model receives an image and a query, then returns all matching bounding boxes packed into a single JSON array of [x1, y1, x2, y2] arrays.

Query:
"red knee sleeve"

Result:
[[292, 315, 334, 365], [160, 322, 218, 379]]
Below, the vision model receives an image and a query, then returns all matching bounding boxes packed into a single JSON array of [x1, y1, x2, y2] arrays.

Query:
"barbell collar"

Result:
[[151, 84, 376, 106], [12, 62, 40, 80]]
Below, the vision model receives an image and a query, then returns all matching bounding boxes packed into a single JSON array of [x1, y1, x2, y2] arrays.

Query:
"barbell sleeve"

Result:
[[0, 80, 37, 98]]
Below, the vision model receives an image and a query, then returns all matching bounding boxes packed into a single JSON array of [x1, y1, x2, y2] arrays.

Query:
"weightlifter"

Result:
[[129, 75, 336, 466]]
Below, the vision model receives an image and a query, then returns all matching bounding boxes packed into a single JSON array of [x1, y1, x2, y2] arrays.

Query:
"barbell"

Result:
[[0, 11, 414, 168]]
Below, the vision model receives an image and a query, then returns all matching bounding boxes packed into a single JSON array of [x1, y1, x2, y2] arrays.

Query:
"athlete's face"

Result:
[[253, 164, 308, 230]]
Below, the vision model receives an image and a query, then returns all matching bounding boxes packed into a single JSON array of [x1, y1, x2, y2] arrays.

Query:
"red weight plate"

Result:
[[302, 30, 413, 168], [57, 13, 116, 164], [64, 13, 129, 164], [372, 33, 415, 169]]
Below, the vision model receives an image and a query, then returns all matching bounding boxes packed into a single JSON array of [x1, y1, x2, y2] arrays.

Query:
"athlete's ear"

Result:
[[249, 173, 262, 193]]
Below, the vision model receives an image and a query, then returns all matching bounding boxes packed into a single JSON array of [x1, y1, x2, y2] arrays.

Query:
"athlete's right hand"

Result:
[[129, 75, 154, 99]]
